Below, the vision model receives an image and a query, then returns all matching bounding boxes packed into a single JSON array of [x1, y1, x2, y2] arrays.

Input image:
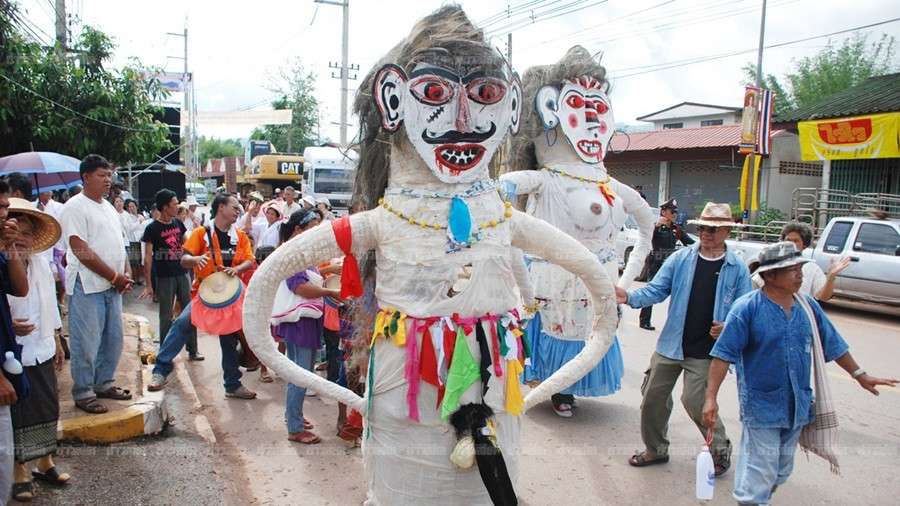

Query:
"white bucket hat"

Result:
[[687, 202, 744, 228], [754, 241, 812, 274]]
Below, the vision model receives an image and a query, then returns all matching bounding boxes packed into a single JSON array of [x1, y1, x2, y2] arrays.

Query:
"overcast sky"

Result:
[[18, 0, 900, 144]]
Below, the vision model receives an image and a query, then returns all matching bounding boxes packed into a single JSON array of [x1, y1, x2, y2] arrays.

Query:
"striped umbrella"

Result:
[[0, 151, 83, 193]]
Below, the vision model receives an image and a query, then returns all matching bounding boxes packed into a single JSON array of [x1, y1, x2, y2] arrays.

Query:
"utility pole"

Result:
[[507, 33, 512, 64], [318, 0, 358, 147], [168, 24, 193, 179], [746, 0, 767, 224], [54, 0, 66, 54]]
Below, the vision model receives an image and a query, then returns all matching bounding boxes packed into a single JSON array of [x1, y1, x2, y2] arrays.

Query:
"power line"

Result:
[[479, 0, 560, 29], [610, 15, 900, 79], [485, 0, 610, 36], [0, 73, 163, 133]]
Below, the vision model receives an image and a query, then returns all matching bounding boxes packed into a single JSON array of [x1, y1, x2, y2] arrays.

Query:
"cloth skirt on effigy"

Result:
[[11, 358, 59, 463], [523, 311, 624, 396]]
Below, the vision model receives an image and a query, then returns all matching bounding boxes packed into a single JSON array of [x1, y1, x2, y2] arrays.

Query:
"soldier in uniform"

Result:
[[639, 199, 694, 330]]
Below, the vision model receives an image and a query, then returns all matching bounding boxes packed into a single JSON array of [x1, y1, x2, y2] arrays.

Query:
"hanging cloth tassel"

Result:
[[441, 327, 481, 420], [598, 182, 616, 207], [482, 315, 503, 378], [475, 321, 492, 398], [392, 312, 407, 347], [365, 345, 376, 439], [420, 324, 440, 389], [331, 216, 363, 298], [505, 359, 524, 416], [405, 319, 424, 422]]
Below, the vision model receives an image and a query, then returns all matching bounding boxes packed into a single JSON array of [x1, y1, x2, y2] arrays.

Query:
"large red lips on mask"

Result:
[[435, 144, 486, 175], [576, 140, 603, 160]]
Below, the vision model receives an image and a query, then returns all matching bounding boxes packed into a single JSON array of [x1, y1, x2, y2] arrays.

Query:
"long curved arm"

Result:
[[509, 248, 535, 306], [242, 212, 376, 412], [499, 170, 544, 200], [510, 210, 618, 411], [616, 182, 655, 289]]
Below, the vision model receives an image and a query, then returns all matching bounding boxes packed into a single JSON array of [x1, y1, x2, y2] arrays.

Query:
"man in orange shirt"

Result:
[[148, 193, 257, 399]]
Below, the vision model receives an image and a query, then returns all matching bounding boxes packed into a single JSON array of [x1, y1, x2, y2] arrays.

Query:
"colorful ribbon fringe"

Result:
[[369, 308, 531, 422]]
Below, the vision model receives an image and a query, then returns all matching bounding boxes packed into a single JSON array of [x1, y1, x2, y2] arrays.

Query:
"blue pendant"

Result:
[[448, 196, 472, 244]]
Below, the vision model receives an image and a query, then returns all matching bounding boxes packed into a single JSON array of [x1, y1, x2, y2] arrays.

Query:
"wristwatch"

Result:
[[851, 368, 866, 379]]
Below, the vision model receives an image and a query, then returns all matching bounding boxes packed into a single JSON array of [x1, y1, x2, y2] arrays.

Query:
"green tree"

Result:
[[199, 136, 243, 165], [742, 33, 898, 112], [0, 6, 170, 164], [250, 58, 319, 153]]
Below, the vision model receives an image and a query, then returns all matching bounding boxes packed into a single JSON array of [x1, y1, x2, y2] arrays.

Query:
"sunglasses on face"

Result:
[[696, 225, 721, 234]]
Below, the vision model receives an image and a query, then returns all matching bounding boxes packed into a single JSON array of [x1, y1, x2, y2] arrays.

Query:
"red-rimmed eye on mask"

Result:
[[593, 100, 609, 114], [565, 94, 585, 108], [409, 77, 454, 105], [466, 78, 507, 105]]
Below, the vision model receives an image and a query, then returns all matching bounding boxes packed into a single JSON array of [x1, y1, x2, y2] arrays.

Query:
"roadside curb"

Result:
[[57, 315, 169, 444]]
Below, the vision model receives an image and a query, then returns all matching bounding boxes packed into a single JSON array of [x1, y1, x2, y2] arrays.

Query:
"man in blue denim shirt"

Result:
[[703, 242, 897, 505], [616, 203, 751, 475]]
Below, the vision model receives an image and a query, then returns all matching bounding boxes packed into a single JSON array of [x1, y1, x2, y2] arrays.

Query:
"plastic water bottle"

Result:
[[696, 445, 715, 501], [2, 351, 23, 375]]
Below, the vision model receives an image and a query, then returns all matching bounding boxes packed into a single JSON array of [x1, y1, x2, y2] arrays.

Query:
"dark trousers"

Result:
[[156, 274, 196, 355], [639, 305, 653, 326], [323, 328, 341, 383]]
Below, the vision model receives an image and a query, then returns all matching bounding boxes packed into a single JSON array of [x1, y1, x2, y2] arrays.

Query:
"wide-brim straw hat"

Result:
[[754, 241, 812, 274], [248, 191, 265, 203], [687, 202, 745, 227], [197, 271, 243, 308], [7, 198, 61, 254]]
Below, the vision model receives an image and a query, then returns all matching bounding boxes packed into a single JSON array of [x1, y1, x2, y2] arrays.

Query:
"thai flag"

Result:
[[757, 89, 774, 155]]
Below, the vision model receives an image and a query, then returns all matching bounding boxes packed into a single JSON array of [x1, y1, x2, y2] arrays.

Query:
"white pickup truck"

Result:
[[728, 216, 900, 306]]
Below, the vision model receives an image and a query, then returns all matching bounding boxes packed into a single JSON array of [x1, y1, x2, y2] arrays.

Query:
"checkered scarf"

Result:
[[795, 294, 841, 475]]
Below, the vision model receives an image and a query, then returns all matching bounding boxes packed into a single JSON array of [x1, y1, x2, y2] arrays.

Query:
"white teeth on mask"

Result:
[[440, 148, 480, 165]]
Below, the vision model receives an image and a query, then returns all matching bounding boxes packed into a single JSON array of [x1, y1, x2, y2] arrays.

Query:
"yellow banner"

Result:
[[739, 154, 762, 212], [799, 112, 900, 160]]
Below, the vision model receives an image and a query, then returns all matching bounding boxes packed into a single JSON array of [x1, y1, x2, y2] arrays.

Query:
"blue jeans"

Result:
[[67, 277, 124, 401], [1, 405, 12, 505], [285, 342, 314, 434], [152, 303, 243, 393], [733, 423, 804, 505]]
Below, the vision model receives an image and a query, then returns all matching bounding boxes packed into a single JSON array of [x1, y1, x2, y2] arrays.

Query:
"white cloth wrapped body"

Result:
[[242, 191, 617, 505], [501, 166, 654, 340]]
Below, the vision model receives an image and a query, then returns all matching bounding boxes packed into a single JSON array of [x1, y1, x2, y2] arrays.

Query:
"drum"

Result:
[[192, 271, 245, 336]]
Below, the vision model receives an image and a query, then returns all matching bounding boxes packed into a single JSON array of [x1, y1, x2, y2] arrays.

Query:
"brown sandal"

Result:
[[75, 397, 108, 414], [287, 431, 321, 444], [628, 450, 669, 467], [96, 386, 132, 400]]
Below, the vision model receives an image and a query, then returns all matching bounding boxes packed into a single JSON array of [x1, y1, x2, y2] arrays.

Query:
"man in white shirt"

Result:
[[241, 191, 268, 246], [281, 186, 303, 218], [183, 196, 201, 233], [257, 205, 282, 250], [61, 154, 134, 414]]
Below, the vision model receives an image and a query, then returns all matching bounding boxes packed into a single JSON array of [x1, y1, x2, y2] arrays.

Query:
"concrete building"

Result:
[[636, 102, 742, 130]]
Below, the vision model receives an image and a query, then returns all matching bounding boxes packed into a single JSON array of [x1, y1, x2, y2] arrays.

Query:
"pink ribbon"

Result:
[[405, 318, 428, 422]]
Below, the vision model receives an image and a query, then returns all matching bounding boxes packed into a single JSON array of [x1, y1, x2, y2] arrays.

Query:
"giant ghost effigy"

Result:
[[500, 47, 654, 416], [242, 8, 617, 505]]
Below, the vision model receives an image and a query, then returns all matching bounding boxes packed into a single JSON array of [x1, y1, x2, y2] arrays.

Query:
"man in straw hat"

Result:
[[703, 242, 897, 505], [616, 202, 752, 475]]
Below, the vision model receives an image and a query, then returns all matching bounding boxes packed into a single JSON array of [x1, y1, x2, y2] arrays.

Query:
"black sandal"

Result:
[[75, 397, 108, 414], [628, 450, 670, 467], [96, 386, 132, 400], [32, 466, 71, 485], [713, 440, 733, 476], [12, 481, 34, 502]]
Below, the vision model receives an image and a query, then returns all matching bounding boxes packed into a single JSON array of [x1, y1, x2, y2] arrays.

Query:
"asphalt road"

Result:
[[35, 289, 900, 505]]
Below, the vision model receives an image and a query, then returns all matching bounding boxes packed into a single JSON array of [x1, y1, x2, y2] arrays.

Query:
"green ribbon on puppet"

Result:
[[440, 326, 481, 420]]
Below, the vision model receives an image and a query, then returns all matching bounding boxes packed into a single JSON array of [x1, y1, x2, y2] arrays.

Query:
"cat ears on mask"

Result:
[[372, 64, 523, 135]]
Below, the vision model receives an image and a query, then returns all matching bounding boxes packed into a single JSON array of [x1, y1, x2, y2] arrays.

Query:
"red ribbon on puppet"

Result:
[[331, 216, 363, 299]]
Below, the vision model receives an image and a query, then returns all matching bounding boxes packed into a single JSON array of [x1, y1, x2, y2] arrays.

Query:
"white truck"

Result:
[[301, 146, 358, 215]]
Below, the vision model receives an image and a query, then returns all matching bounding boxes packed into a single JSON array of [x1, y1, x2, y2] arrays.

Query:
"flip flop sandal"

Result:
[[96, 386, 132, 400], [75, 397, 108, 414], [628, 451, 670, 467], [32, 467, 71, 486], [304, 418, 314, 430], [12, 481, 34, 502], [287, 431, 321, 445]]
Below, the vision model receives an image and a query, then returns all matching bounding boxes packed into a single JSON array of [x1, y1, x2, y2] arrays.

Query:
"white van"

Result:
[[301, 146, 357, 213]]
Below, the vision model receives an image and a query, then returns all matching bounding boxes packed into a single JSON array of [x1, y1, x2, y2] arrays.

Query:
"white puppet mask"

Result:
[[374, 62, 521, 183], [535, 76, 613, 164]]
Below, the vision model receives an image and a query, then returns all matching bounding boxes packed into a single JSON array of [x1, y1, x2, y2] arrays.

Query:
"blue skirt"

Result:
[[523, 311, 624, 397]]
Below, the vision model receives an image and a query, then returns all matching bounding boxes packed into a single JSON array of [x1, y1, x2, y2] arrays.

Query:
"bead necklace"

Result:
[[545, 166, 616, 205], [383, 179, 499, 200], [378, 193, 514, 253]]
